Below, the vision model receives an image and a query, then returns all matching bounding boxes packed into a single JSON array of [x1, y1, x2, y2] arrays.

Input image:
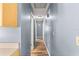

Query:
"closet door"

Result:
[[3, 3, 17, 27]]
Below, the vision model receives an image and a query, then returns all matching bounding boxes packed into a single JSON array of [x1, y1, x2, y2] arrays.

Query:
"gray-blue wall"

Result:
[[19, 4, 31, 56], [36, 21, 43, 39], [0, 27, 20, 43], [44, 3, 79, 56]]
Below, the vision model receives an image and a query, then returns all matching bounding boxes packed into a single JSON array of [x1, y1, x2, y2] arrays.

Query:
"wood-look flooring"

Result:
[[31, 39, 48, 56]]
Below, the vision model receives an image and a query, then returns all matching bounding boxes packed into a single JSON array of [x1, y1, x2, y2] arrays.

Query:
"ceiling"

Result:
[[34, 3, 47, 8], [31, 3, 50, 16]]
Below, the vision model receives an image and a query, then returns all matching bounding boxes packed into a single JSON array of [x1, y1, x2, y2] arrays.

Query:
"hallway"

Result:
[[31, 39, 48, 56]]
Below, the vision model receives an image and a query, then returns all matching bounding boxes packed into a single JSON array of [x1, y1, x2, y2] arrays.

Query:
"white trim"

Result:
[[31, 13, 34, 50], [43, 19, 44, 41], [35, 19, 37, 40]]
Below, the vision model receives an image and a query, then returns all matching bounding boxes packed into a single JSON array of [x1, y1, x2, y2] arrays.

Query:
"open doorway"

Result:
[[31, 18, 44, 50], [31, 17, 48, 56], [35, 20, 43, 41]]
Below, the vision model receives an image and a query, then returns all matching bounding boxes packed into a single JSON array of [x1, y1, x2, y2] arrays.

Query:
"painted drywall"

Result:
[[47, 3, 79, 56], [20, 4, 31, 56], [36, 21, 43, 39], [0, 27, 21, 43], [44, 17, 52, 56]]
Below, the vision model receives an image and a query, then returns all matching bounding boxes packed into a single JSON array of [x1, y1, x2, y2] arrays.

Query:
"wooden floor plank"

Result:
[[31, 39, 48, 56]]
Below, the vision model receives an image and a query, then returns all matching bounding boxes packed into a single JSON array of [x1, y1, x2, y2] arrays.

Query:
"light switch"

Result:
[[76, 36, 79, 46]]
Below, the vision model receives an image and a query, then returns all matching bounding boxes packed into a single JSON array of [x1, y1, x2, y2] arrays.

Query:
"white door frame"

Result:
[[31, 14, 34, 50], [31, 16, 45, 50], [35, 19, 37, 41], [36, 18, 44, 40], [43, 18, 45, 41]]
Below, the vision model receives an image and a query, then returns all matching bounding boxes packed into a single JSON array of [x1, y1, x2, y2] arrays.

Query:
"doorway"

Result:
[[31, 17, 48, 56], [31, 18, 44, 49], [35, 20, 43, 41]]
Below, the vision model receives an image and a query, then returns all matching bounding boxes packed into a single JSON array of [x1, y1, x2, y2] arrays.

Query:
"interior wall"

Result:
[[36, 21, 43, 39], [0, 27, 21, 43], [20, 3, 31, 56], [44, 17, 52, 55], [49, 3, 79, 56]]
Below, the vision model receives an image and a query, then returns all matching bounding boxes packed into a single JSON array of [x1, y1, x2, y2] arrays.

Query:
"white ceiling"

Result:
[[31, 3, 49, 16], [34, 3, 47, 8]]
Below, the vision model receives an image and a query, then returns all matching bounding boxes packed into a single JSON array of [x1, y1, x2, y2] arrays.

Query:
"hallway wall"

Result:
[[49, 3, 79, 56], [0, 27, 20, 42], [20, 4, 31, 56], [36, 21, 43, 39]]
